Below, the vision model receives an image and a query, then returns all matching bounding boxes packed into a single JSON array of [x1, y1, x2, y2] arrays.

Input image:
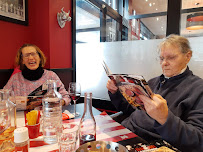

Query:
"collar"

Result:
[[159, 66, 192, 85], [164, 66, 187, 79]]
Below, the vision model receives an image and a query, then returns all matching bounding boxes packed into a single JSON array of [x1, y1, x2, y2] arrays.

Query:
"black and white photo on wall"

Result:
[[0, 0, 28, 26]]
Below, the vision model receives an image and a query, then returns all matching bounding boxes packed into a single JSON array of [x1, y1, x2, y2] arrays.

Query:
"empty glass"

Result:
[[58, 123, 79, 152]]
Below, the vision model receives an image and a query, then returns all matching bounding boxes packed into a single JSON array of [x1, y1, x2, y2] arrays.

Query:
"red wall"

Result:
[[0, 18, 30, 69], [49, 1, 72, 69], [0, 0, 72, 69]]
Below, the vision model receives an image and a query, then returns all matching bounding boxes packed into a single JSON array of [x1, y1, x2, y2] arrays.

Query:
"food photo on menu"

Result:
[[15, 84, 60, 110], [103, 61, 153, 110]]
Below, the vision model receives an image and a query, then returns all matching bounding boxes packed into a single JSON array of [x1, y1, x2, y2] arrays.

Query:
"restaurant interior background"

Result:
[[0, 0, 203, 113]]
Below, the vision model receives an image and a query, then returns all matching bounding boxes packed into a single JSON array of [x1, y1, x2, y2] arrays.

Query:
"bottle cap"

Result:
[[14, 127, 29, 143]]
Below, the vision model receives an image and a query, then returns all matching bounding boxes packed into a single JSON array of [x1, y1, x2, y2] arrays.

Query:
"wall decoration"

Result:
[[0, 0, 28, 26]]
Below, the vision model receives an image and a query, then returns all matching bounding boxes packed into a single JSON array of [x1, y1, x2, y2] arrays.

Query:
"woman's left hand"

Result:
[[139, 94, 168, 125]]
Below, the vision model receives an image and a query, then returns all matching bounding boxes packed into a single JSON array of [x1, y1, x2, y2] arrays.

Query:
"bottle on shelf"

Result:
[[79, 92, 96, 146], [42, 80, 63, 144], [0, 89, 16, 152]]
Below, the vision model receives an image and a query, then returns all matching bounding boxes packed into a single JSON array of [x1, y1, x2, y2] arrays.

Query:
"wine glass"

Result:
[[68, 82, 81, 117]]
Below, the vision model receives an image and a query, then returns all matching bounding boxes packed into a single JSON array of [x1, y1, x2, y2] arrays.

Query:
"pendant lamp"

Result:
[[186, 13, 203, 30]]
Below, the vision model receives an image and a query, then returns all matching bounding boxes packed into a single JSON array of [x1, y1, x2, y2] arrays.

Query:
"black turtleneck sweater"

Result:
[[109, 67, 203, 152]]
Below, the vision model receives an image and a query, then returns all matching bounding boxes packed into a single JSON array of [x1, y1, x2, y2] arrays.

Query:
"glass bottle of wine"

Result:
[[79, 92, 96, 145]]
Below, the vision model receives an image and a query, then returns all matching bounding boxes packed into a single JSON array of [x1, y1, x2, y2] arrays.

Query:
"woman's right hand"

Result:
[[106, 79, 118, 94]]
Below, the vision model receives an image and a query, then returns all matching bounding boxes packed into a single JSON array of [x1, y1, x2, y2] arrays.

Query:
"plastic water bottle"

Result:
[[42, 80, 62, 144]]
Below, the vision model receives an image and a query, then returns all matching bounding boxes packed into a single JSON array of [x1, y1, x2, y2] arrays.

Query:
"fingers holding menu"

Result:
[[106, 79, 118, 94], [139, 94, 168, 125]]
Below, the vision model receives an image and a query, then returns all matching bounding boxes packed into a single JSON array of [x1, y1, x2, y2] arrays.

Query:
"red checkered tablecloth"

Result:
[[16, 111, 138, 152]]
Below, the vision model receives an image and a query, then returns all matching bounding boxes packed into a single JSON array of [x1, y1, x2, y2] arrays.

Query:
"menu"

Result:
[[15, 84, 60, 110], [26, 84, 60, 110], [103, 61, 153, 110]]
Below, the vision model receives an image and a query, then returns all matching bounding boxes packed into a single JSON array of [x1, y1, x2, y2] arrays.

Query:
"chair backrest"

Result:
[[10, 66, 21, 77]]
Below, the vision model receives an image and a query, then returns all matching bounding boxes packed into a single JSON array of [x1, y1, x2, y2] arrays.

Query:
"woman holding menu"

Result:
[[4, 43, 70, 110], [107, 34, 203, 152]]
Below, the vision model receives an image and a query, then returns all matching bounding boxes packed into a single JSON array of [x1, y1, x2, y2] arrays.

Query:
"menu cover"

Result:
[[103, 61, 153, 110], [26, 85, 60, 110]]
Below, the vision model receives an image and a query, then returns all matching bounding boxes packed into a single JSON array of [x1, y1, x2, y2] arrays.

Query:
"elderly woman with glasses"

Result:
[[4, 43, 71, 110], [106, 34, 203, 152]]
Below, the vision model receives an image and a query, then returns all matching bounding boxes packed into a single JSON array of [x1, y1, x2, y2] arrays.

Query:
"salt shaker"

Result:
[[14, 127, 29, 152]]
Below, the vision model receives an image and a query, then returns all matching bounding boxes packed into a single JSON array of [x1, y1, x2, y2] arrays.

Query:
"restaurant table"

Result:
[[16, 103, 159, 152]]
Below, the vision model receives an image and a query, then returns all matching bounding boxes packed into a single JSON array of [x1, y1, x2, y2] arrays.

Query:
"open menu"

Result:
[[15, 84, 60, 110], [25, 85, 47, 110], [103, 61, 153, 110], [26, 85, 60, 110]]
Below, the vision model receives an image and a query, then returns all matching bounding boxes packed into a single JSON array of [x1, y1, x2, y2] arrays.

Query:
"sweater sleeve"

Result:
[[51, 72, 71, 106], [3, 75, 14, 90], [108, 91, 135, 115], [154, 106, 203, 151]]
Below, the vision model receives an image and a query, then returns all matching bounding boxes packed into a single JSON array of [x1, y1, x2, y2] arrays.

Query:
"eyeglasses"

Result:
[[22, 52, 39, 59], [158, 55, 177, 63]]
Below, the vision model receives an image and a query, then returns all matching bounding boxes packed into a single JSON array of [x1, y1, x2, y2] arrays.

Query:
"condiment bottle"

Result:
[[14, 127, 29, 152], [79, 92, 96, 145], [42, 80, 63, 144]]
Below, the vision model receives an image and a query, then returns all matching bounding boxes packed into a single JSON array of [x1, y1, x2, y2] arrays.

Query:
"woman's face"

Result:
[[159, 44, 191, 77], [22, 46, 41, 70]]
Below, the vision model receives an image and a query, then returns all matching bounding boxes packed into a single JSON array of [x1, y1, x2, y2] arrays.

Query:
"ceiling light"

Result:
[[186, 13, 203, 30], [149, 3, 152, 7]]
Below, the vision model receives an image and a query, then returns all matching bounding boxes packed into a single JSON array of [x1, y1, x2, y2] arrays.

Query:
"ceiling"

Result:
[[76, 0, 203, 39], [131, 0, 203, 37]]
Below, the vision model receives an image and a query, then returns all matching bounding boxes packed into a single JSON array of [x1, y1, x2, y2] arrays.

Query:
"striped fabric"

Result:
[[16, 111, 159, 152], [16, 111, 138, 152]]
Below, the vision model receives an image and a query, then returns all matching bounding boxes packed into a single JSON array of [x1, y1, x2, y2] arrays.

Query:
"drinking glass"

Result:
[[58, 123, 78, 152], [68, 82, 81, 117]]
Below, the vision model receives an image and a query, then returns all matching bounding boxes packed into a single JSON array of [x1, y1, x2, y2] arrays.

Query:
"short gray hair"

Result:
[[158, 34, 192, 55]]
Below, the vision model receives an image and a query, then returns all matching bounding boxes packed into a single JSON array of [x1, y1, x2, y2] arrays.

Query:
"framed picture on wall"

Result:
[[0, 0, 28, 26]]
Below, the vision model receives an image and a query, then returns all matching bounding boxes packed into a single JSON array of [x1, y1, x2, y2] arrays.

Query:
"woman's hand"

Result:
[[139, 94, 169, 125], [106, 79, 118, 94]]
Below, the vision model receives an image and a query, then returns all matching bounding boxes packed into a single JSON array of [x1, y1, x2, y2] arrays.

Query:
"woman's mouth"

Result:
[[29, 62, 36, 66]]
